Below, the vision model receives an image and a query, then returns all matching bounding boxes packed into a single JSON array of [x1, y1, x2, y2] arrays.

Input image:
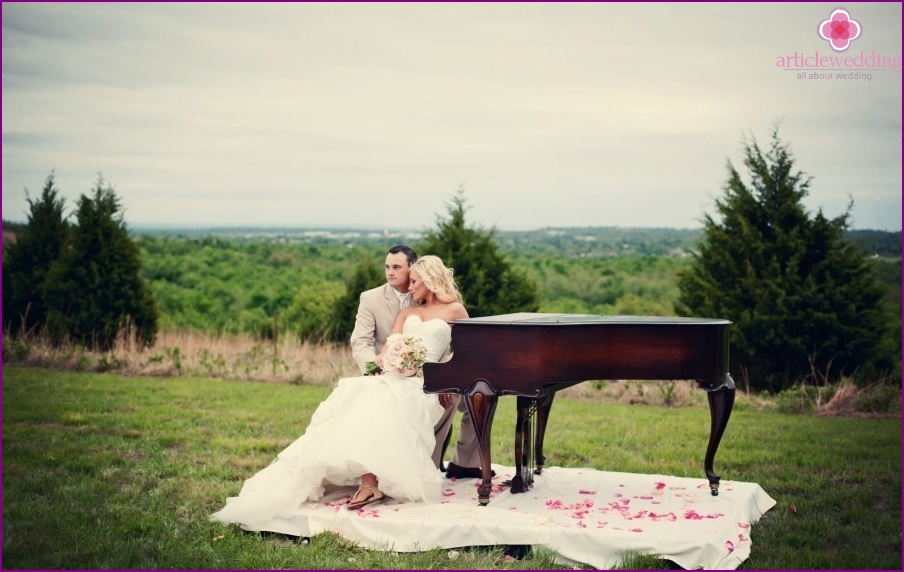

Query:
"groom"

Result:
[[350, 244, 419, 372], [350, 245, 488, 479]]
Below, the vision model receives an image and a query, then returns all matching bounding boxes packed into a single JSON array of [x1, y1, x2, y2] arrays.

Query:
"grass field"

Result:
[[2, 366, 901, 570]]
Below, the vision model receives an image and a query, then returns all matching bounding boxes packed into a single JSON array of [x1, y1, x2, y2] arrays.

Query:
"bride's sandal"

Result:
[[347, 484, 384, 510]]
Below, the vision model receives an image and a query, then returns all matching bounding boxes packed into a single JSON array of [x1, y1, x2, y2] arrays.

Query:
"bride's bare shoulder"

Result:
[[445, 302, 469, 321]]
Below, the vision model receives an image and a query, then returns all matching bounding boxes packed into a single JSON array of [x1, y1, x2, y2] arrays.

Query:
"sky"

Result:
[[2, 2, 902, 231]]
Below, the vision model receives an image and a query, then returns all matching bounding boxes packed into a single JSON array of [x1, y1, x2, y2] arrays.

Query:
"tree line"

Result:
[[3, 174, 157, 350], [3, 131, 900, 390]]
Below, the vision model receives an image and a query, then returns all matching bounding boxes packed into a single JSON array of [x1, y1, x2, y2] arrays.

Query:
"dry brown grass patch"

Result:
[[562, 380, 711, 407], [4, 329, 360, 385], [561, 379, 777, 410], [815, 383, 861, 416]]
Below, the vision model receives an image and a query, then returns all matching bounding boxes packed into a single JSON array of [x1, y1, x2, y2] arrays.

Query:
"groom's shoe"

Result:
[[445, 462, 495, 479]]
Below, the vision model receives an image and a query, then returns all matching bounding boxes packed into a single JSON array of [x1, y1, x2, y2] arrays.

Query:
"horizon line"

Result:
[[3, 220, 901, 233]]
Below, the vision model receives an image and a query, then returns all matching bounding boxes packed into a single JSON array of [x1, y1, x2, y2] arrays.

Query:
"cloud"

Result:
[[2, 3, 901, 230]]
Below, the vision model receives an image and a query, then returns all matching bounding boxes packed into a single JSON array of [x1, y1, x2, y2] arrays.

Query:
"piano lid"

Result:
[[451, 312, 731, 326]]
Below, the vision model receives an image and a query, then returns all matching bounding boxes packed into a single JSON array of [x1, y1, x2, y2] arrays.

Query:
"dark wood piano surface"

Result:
[[423, 312, 735, 505]]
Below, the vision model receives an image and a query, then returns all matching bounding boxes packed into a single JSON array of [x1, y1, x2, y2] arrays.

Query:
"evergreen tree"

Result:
[[44, 176, 159, 350], [324, 255, 385, 342], [417, 189, 539, 317], [2, 172, 70, 335], [676, 129, 888, 391]]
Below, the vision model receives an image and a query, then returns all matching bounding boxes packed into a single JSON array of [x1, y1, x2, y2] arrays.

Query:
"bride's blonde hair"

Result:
[[411, 255, 463, 304]]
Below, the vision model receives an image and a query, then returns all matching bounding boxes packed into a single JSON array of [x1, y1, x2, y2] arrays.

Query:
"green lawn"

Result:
[[2, 366, 900, 569]]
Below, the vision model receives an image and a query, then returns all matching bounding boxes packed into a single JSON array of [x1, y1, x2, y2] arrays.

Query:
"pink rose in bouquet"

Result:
[[373, 334, 428, 378]]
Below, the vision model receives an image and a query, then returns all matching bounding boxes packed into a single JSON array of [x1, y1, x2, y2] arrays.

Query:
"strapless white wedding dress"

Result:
[[211, 315, 450, 533]]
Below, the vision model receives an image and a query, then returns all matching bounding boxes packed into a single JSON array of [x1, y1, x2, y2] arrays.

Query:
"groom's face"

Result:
[[384, 252, 411, 293]]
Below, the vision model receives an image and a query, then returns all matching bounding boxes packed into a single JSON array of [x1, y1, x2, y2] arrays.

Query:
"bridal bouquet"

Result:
[[364, 334, 428, 378]]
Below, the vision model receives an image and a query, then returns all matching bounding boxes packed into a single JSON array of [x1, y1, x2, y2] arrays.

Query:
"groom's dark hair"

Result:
[[387, 245, 417, 267]]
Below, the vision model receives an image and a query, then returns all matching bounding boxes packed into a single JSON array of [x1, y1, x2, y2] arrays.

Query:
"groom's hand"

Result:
[[438, 393, 455, 409]]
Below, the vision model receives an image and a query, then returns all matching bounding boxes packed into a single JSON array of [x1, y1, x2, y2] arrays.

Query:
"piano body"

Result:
[[423, 313, 735, 505]]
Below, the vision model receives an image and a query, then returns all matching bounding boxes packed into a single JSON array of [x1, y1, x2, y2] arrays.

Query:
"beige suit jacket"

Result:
[[350, 283, 404, 374]]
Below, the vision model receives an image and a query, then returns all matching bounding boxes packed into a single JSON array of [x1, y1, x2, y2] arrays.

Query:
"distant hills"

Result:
[[3, 220, 901, 258]]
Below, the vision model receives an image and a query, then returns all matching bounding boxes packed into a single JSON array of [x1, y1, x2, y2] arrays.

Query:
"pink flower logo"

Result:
[[818, 8, 862, 52]]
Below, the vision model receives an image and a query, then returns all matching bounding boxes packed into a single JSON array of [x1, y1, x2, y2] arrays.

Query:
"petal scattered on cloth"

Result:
[[236, 465, 776, 570]]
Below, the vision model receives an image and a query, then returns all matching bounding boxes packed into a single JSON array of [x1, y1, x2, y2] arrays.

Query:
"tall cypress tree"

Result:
[[44, 176, 159, 350], [676, 128, 887, 391], [417, 189, 538, 318], [2, 172, 69, 335]]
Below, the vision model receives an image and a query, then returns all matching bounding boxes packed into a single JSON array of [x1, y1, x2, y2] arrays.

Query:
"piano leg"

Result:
[[463, 380, 499, 506], [533, 393, 554, 475], [700, 373, 736, 496], [511, 396, 534, 493]]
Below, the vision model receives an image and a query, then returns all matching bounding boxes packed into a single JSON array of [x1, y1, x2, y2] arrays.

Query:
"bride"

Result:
[[211, 255, 468, 533]]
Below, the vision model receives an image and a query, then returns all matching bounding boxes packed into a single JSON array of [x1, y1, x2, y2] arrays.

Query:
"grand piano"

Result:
[[423, 313, 735, 506]]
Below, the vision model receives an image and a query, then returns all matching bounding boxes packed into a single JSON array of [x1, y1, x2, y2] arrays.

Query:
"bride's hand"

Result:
[[438, 393, 455, 409]]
